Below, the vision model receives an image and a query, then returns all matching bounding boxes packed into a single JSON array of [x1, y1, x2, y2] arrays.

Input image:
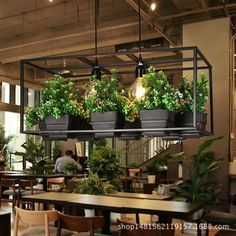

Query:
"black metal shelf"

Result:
[[20, 46, 214, 140]]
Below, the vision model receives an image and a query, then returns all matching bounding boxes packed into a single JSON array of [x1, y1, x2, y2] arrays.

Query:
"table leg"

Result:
[[101, 210, 110, 235], [42, 178, 47, 191]]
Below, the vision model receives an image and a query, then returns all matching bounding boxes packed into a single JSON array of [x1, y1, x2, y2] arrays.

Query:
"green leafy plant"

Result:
[[176, 137, 223, 206], [73, 172, 115, 195], [86, 70, 124, 113], [87, 144, 124, 190], [139, 67, 178, 111], [25, 74, 88, 127], [146, 154, 170, 174], [52, 142, 62, 162], [0, 123, 13, 170], [64, 162, 79, 174], [20, 137, 48, 174], [118, 94, 139, 122], [177, 73, 209, 113]]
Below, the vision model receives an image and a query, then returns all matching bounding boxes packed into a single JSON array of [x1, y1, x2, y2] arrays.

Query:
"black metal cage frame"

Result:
[[19, 46, 213, 138]]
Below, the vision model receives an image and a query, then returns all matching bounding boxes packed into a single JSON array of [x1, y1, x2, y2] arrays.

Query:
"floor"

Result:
[[0, 202, 232, 236]]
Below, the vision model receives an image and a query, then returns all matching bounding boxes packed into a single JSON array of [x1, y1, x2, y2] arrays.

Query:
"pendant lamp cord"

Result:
[[95, 0, 98, 64], [138, 0, 141, 58]]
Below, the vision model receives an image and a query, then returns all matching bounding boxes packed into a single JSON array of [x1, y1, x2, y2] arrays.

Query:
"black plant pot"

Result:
[[44, 115, 93, 140], [38, 120, 50, 140], [91, 111, 125, 138], [120, 119, 142, 140], [176, 112, 207, 138], [140, 109, 175, 137]]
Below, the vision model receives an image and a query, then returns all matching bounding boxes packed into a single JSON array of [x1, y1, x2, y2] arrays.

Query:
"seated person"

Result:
[[54, 150, 82, 173]]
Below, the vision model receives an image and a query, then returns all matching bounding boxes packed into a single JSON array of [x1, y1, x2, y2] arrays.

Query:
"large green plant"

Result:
[[0, 123, 13, 170], [177, 137, 223, 205], [139, 67, 178, 111], [87, 144, 124, 190], [86, 70, 124, 113], [25, 74, 88, 127], [52, 142, 62, 162], [21, 137, 47, 174], [177, 73, 208, 113], [73, 172, 115, 195]]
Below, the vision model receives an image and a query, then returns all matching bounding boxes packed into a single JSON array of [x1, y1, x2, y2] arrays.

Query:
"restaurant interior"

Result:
[[0, 0, 236, 235]]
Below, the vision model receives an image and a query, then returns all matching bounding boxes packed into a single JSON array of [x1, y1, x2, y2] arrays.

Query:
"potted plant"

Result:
[[87, 141, 124, 191], [25, 74, 90, 140], [52, 142, 62, 163], [20, 137, 49, 174], [0, 123, 13, 171], [86, 70, 125, 137], [138, 67, 178, 136], [176, 137, 223, 234], [73, 172, 115, 216], [145, 154, 170, 183], [64, 162, 80, 174], [119, 95, 141, 140], [176, 73, 208, 137]]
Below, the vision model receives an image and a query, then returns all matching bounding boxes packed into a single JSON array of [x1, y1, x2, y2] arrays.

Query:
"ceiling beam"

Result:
[[159, 2, 236, 21], [126, 0, 177, 46], [196, 0, 209, 13]]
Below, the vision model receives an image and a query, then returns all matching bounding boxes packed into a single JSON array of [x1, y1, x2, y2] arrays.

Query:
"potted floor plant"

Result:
[[176, 73, 208, 137], [73, 172, 115, 216], [86, 70, 125, 138], [20, 137, 48, 174], [176, 137, 223, 235], [0, 123, 13, 171], [138, 67, 178, 136], [87, 141, 124, 191], [25, 74, 90, 140]]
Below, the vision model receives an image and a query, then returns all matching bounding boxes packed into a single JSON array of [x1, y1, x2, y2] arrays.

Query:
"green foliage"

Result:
[[177, 137, 223, 206], [139, 67, 178, 111], [0, 123, 13, 170], [25, 74, 88, 127], [52, 142, 62, 162], [87, 145, 124, 190], [73, 172, 115, 195], [64, 162, 79, 174], [146, 154, 170, 174], [177, 73, 209, 113], [86, 70, 124, 113], [21, 137, 46, 174], [118, 94, 139, 122]]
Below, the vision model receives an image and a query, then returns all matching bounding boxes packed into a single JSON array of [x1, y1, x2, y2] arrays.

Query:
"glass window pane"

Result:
[[1, 82, 10, 103], [15, 85, 20, 106], [28, 89, 35, 107]]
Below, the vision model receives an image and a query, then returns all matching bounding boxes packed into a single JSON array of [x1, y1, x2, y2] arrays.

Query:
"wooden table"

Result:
[[0, 171, 86, 191], [22, 192, 202, 235], [108, 191, 174, 200]]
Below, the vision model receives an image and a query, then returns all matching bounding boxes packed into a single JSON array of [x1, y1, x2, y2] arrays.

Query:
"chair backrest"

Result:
[[47, 177, 65, 184], [14, 206, 59, 236], [19, 179, 38, 195], [57, 212, 104, 236], [117, 219, 175, 236]]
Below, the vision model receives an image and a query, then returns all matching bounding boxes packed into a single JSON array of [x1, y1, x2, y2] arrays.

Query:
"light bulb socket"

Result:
[[91, 66, 101, 80], [135, 62, 146, 78]]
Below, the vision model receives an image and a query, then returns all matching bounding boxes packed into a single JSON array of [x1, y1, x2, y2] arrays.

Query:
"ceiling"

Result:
[[1, 0, 236, 86]]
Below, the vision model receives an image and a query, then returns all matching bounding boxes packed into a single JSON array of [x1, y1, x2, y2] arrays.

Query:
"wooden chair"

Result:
[[117, 219, 175, 236], [128, 169, 142, 192], [18, 179, 45, 209], [47, 177, 65, 192], [0, 178, 19, 210], [13, 206, 77, 236], [57, 212, 104, 236]]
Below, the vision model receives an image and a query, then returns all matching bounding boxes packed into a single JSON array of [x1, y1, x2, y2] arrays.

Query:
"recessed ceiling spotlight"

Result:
[[150, 2, 157, 11], [49, 0, 54, 2]]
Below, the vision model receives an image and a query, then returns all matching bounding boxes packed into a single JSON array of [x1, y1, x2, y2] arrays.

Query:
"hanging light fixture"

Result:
[[91, 0, 101, 79], [129, 0, 146, 100]]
